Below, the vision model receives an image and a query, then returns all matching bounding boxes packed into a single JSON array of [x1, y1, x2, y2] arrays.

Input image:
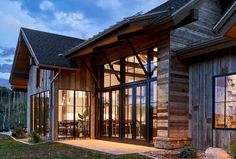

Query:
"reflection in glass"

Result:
[[150, 48, 158, 77], [136, 86, 146, 140], [226, 102, 236, 128], [45, 91, 49, 137], [112, 90, 119, 137], [151, 81, 158, 138], [215, 75, 236, 129], [30, 96, 35, 132], [215, 102, 225, 128], [30, 92, 50, 136], [215, 76, 225, 102], [125, 88, 133, 139], [40, 92, 45, 135], [35, 94, 39, 133], [226, 75, 236, 101], [102, 92, 109, 136]]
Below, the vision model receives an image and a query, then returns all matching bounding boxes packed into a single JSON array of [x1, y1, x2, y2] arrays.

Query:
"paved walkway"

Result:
[[58, 139, 158, 155]]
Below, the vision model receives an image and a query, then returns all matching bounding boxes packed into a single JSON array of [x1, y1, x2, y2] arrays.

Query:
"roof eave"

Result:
[[176, 37, 236, 60], [213, 1, 236, 34], [65, 0, 200, 58]]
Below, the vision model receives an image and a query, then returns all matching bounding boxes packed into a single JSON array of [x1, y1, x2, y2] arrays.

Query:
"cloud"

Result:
[[0, 0, 49, 47], [39, 1, 55, 11], [0, 72, 10, 80], [55, 11, 86, 29]]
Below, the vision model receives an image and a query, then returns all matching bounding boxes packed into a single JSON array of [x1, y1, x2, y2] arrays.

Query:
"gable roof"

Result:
[[21, 28, 85, 68], [65, 0, 198, 58]]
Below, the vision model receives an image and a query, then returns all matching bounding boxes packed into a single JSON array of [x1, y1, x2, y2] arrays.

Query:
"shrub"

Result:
[[13, 127, 25, 138], [230, 140, 236, 159], [28, 132, 40, 143], [177, 147, 197, 158]]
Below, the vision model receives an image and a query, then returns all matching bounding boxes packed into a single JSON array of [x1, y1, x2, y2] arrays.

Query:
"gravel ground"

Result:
[[143, 150, 206, 159]]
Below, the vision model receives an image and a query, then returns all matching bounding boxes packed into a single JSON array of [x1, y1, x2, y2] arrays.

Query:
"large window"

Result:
[[104, 60, 120, 87], [214, 74, 236, 129], [125, 54, 147, 83], [100, 46, 158, 143], [58, 90, 90, 139], [30, 91, 49, 136]]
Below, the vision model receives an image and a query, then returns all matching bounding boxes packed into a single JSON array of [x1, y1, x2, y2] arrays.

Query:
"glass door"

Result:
[[101, 90, 120, 138], [124, 84, 147, 140], [75, 91, 90, 138], [58, 90, 90, 139]]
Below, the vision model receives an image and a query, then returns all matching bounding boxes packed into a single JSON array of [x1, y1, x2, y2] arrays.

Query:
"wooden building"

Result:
[[9, 0, 236, 149]]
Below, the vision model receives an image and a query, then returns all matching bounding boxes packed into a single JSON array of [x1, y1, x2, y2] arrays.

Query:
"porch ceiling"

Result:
[[58, 139, 157, 155]]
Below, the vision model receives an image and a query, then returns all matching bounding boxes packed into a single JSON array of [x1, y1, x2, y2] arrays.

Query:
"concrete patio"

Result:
[[58, 139, 158, 155]]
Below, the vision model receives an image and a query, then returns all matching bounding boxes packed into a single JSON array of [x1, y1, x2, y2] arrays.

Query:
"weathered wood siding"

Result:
[[189, 47, 236, 149], [156, 31, 170, 138], [170, 0, 228, 149], [171, 0, 222, 51], [27, 66, 52, 134]]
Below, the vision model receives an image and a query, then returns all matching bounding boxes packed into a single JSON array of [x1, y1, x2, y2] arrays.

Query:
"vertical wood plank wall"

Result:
[[53, 62, 95, 140], [189, 48, 236, 149]]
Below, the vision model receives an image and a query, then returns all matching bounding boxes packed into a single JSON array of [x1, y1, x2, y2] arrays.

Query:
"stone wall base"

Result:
[[154, 137, 191, 149]]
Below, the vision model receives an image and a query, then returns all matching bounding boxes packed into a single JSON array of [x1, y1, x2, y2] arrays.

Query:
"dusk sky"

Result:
[[0, 0, 167, 86]]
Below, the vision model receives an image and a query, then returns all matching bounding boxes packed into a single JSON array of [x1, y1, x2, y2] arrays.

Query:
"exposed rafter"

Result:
[[126, 38, 150, 77]]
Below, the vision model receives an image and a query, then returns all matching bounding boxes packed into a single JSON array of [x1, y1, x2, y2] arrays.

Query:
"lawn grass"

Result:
[[0, 135, 149, 159]]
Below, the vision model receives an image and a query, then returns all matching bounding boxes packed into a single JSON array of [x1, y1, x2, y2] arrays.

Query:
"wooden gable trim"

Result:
[[20, 29, 40, 65], [214, 1, 236, 37]]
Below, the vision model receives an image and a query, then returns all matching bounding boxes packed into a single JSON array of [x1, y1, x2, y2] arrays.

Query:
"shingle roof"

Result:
[[21, 28, 85, 68], [65, 0, 194, 57], [147, 0, 192, 14]]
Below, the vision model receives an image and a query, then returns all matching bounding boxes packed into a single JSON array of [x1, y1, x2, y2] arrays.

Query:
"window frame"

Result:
[[213, 72, 236, 130], [30, 90, 50, 136]]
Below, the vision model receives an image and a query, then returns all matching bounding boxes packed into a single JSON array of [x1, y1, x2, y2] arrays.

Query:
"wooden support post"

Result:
[[126, 39, 150, 77], [102, 51, 121, 82]]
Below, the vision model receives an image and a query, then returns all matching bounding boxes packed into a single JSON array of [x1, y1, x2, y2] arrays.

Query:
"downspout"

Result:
[[49, 69, 61, 141]]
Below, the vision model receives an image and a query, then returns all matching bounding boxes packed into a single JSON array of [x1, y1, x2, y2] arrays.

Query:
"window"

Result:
[[214, 74, 236, 129], [125, 53, 147, 83], [104, 60, 120, 87], [58, 90, 90, 139], [30, 91, 50, 136]]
